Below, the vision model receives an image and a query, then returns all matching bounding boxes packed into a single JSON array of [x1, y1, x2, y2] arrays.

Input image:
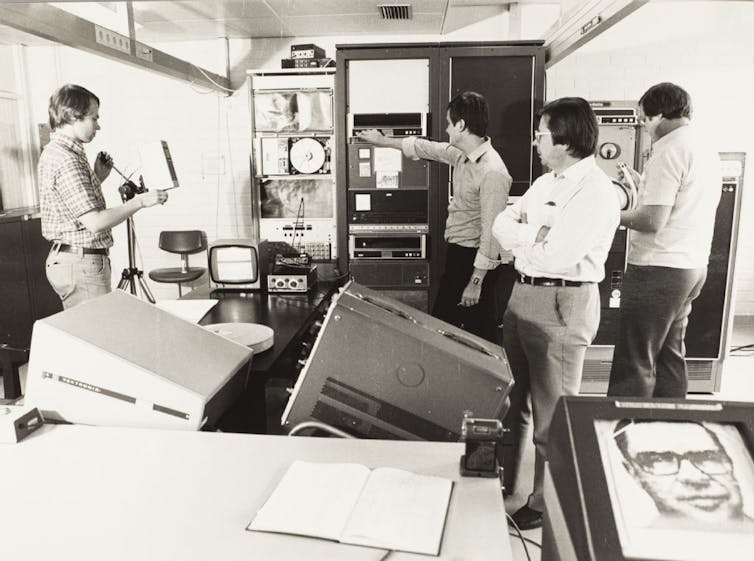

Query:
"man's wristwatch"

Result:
[[471, 276, 482, 286]]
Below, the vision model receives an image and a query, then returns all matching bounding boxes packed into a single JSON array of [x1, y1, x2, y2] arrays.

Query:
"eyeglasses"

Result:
[[632, 450, 733, 476], [533, 131, 552, 141], [639, 114, 660, 125]]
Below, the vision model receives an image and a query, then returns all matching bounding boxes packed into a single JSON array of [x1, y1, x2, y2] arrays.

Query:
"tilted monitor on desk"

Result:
[[282, 281, 513, 440], [25, 291, 252, 430]]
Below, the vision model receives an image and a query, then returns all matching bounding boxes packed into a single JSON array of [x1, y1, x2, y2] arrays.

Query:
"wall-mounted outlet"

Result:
[[94, 25, 131, 55]]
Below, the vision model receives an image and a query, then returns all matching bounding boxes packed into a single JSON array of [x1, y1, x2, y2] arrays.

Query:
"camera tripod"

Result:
[[114, 173, 155, 303], [116, 215, 156, 303]]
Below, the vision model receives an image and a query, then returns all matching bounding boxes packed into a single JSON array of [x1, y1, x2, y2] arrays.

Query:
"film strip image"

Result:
[[260, 178, 334, 219], [254, 90, 332, 133]]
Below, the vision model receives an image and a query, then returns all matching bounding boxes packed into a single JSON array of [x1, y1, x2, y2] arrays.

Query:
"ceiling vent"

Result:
[[379, 4, 413, 20]]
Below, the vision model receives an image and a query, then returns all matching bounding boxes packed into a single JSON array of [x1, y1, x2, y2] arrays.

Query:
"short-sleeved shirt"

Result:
[[628, 126, 721, 269], [402, 136, 512, 269], [39, 131, 113, 248]]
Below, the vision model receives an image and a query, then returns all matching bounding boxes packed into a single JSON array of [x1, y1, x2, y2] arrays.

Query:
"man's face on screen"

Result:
[[620, 422, 743, 523]]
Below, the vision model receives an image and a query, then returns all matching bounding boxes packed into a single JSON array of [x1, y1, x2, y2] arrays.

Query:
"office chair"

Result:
[[148, 230, 207, 297]]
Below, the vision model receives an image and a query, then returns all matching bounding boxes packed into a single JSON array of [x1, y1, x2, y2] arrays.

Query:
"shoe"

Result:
[[510, 505, 543, 530]]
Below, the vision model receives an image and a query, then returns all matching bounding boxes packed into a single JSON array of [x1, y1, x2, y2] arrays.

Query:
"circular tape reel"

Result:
[[289, 137, 326, 174]]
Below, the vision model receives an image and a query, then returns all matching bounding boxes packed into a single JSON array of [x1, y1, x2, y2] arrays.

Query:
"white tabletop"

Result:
[[0, 425, 513, 561]]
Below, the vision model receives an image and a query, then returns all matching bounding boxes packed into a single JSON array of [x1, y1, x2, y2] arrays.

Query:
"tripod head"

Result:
[[118, 179, 147, 203], [108, 159, 148, 203]]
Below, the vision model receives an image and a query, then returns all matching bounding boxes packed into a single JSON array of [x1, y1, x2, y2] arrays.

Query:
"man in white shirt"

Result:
[[608, 83, 721, 398], [492, 97, 619, 529]]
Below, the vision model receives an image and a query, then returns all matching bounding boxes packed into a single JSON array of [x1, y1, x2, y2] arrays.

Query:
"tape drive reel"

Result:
[[261, 136, 330, 175]]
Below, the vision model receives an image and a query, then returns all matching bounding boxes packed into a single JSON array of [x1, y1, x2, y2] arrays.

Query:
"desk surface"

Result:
[[184, 285, 335, 374], [1, 425, 513, 561]]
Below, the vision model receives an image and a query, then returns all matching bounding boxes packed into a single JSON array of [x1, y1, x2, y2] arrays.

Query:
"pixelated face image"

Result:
[[617, 421, 744, 524]]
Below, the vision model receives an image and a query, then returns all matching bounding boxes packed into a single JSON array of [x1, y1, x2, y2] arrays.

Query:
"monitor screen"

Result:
[[253, 90, 333, 133], [594, 418, 754, 561], [260, 178, 334, 219], [210, 246, 258, 284]]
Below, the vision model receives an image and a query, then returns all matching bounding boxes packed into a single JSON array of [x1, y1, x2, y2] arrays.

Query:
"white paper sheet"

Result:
[[155, 299, 218, 324]]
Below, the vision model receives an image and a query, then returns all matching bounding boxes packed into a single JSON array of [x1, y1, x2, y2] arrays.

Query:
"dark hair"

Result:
[[447, 91, 489, 137], [48, 84, 100, 130], [614, 419, 726, 460], [538, 97, 598, 159], [639, 82, 692, 120]]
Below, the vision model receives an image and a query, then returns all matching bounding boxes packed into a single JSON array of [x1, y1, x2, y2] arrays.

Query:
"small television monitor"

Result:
[[544, 396, 754, 561], [282, 281, 513, 441], [208, 238, 269, 291]]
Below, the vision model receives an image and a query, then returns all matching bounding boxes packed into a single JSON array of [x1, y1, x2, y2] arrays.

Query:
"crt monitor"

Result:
[[282, 281, 513, 441], [543, 396, 754, 561], [208, 238, 269, 290]]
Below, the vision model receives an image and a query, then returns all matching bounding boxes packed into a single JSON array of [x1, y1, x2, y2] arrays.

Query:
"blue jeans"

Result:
[[45, 249, 112, 309], [608, 264, 707, 397]]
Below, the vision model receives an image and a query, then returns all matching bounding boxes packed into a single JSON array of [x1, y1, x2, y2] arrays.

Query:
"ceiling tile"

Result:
[[267, 0, 447, 18], [282, 13, 445, 36]]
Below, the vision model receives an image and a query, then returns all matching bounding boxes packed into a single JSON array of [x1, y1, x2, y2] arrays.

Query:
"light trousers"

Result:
[[502, 281, 600, 511], [46, 249, 112, 309]]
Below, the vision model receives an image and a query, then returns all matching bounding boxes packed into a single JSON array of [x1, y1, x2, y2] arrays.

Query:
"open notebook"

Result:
[[247, 460, 454, 556]]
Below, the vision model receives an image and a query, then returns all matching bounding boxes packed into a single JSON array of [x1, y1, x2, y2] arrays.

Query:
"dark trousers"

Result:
[[607, 264, 707, 398], [432, 243, 512, 344]]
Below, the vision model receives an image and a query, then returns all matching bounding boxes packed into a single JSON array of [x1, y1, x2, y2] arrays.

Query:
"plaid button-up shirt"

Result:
[[39, 131, 113, 249]]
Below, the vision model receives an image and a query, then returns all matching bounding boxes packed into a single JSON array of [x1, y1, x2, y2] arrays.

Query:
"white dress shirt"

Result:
[[492, 155, 619, 282]]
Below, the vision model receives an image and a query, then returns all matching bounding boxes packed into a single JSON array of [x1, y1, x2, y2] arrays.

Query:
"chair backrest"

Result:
[[158, 230, 206, 255]]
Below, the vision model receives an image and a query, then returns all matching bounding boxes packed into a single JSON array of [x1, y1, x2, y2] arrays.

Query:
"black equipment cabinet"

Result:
[[0, 209, 61, 349], [336, 42, 545, 311]]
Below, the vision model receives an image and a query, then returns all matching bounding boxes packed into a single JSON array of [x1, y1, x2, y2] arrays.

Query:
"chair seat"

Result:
[[149, 267, 206, 284]]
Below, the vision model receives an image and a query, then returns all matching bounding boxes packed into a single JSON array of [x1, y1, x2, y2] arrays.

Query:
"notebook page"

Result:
[[248, 461, 370, 541], [341, 467, 454, 555]]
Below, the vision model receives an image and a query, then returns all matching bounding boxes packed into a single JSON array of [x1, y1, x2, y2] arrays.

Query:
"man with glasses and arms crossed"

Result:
[[492, 97, 619, 529], [614, 419, 751, 524], [607, 83, 722, 398]]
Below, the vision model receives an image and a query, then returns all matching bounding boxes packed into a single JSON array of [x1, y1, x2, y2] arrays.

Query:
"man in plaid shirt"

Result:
[[40, 84, 168, 308]]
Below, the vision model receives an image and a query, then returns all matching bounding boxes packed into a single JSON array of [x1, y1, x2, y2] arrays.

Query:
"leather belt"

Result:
[[518, 274, 585, 287], [55, 243, 109, 256]]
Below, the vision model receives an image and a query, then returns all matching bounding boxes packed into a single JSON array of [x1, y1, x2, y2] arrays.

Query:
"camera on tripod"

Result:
[[118, 178, 147, 202]]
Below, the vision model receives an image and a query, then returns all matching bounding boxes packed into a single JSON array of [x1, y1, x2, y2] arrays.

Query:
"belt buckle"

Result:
[[519, 273, 527, 284], [542, 280, 556, 287]]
